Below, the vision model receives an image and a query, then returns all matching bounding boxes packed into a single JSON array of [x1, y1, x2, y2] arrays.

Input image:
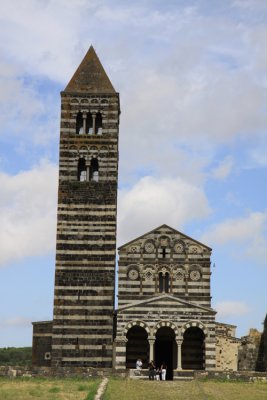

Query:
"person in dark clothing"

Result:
[[148, 360, 155, 380]]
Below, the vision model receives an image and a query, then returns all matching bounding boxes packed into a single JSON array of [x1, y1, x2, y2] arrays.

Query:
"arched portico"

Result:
[[125, 322, 149, 368], [155, 326, 176, 380], [182, 324, 206, 370]]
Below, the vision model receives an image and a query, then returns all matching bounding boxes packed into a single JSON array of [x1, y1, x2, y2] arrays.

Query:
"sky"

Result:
[[0, 0, 267, 347]]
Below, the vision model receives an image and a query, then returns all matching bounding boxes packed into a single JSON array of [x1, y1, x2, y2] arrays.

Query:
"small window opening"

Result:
[[78, 158, 87, 181], [95, 112, 102, 135], [159, 272, 164, 293], [159, 272, 170, 293], [86, 113, 93, 134], [76, 112, 83, 134], [90, 158, 99, 182]]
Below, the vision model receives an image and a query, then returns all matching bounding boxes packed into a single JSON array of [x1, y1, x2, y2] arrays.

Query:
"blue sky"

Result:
[[0, 0, 267, 346]]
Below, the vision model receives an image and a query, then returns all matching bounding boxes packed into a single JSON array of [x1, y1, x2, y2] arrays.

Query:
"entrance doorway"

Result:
[[126, 325, 149, 369], [182, 327, 205, 370], [155, 327, 176, 380]]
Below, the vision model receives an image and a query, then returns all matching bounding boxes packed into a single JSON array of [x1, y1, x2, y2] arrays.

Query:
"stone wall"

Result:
[[238, 329, 265, 371], [215, 322, 240, 371], [32, 321, 52, 367]]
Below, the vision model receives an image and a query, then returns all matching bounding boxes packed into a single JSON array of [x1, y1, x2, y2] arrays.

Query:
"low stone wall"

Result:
[[0, 366, 266, 382], [195, 371, 267, 382], [0, 366, 118, 378]]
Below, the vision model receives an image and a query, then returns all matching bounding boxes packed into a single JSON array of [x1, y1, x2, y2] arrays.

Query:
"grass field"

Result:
[[1, 377, 267, 400], [103, 378, 267, 400], [0, 377, 100, 400]]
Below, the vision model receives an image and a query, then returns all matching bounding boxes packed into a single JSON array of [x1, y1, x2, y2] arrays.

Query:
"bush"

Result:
[[0, 347, 32, 366]]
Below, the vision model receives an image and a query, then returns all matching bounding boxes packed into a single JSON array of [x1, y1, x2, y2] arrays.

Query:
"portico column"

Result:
[[176, 339, 183, 370], [148, 337, 155, 361]]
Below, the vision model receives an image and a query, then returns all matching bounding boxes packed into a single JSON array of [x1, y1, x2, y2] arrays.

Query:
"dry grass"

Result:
[[103, 378, 267, 400], [0, 377, 100, 400]]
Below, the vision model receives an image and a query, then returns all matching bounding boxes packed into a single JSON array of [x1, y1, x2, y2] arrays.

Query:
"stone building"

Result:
[[115, 225, 217, 379], [32, 47, 243, 377]]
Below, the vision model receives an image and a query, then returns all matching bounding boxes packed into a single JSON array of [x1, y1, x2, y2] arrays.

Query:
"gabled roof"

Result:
[[117, 293, 216, 314], [64, 46, 116, 94], [118, 224, 211, 251]]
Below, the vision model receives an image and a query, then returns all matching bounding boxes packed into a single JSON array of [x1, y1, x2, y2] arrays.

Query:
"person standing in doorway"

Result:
[[161, 362, 167, 380]]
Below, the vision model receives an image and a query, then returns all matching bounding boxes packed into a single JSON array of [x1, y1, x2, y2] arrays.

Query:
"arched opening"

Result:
[[90, 158, 99, 182], [76, 112, 83, 134], [155, 327, 176, 380], [77, 158, 87, 181], [159, 272, 170, 293], [126, 326, 148, 369], [86, 113, 93, 134], [95, 112, 102, 134], [182, 327, 205, 370]]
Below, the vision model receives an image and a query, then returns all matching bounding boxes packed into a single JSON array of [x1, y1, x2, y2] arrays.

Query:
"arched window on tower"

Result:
[[159, 272, 170, 293], [76, 112, 83, 134], [95, 112, 102, 135], [77, 158, 87, 181], [86, 112, 93, 134], [90, 157, 99, 182]]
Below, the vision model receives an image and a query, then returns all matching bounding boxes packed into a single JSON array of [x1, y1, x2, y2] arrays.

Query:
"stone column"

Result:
[[92, 113, 96, 134], [114, 337, 128, 370], [82, 113, 87, 134], [176, 339, 183, 370], [148, 337, 155, 361]]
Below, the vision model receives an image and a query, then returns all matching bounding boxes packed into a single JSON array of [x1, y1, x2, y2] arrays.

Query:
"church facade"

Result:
[[32, 47, 239, 376]]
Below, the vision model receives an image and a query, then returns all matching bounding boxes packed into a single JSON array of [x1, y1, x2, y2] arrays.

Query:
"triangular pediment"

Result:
[[64, 46, 116, 94], [118, 224, 211, 251], [117, 294, 216, 314]]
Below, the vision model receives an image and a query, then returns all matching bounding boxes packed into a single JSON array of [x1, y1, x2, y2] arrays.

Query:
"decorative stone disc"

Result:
[[130, 245, 138, 253], [144, 242, 155, 253], [190, 270, 201, 281], [128, 269, 139, 280], [174, 243, 184, 253]]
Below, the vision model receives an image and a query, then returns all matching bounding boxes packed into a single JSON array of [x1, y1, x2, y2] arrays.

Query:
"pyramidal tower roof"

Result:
[[64, 46, 116, 94]]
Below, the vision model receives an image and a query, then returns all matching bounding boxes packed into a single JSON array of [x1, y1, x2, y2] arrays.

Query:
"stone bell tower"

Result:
[[51, 46, 120, 368]]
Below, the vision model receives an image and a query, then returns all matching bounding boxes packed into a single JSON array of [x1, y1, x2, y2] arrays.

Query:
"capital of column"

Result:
[[114, 336, 128, 344], [148, 337, 155, 345]]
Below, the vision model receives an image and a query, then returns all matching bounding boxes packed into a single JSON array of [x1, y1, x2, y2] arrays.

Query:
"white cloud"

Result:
[[118, 175, 211, 245], [211, 156, 234, 180], [201, 211, 267, 263], [0, 317, 32, 328], [0, 161, 58, 266], [215, 301, 250, 318], [202, 211, 267, 244]]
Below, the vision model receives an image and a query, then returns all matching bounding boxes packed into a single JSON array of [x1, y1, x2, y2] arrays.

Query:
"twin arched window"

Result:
[[77, 157, 99, 182], [76, 112, 102, 135], [159, 272, 170, 293]]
